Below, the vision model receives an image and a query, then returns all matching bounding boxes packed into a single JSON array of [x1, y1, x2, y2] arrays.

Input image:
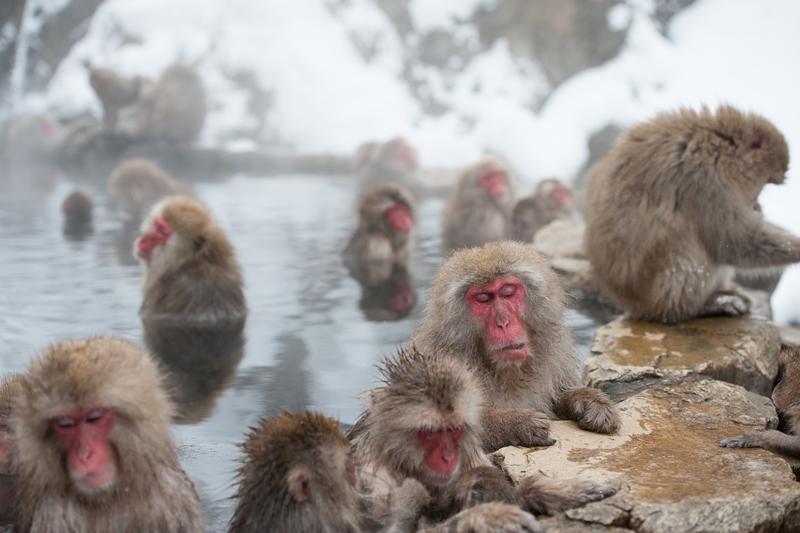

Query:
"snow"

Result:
[[14, 0, 800, 321]]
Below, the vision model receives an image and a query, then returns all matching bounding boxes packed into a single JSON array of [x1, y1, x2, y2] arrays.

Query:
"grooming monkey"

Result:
[[585, 105, 799, 322], [412, 241, 620, 450], [350, 347, 615, 529]]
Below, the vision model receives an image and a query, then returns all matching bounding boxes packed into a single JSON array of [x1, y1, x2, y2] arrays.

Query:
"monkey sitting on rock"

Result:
[[585, 105, 800, 323]]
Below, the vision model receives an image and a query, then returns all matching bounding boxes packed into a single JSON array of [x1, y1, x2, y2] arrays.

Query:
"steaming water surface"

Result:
[[0, 172, 599, 531]]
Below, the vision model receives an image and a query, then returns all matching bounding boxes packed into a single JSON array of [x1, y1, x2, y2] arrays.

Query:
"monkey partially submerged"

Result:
[[412, 241, 620, 450], [11, 338, 204, 532], [442, 157, 517, 252], [585, 105, 800, 323], [135, 196, 247, 322], [350, 347, 615, 529], [721, 344, 800, 467], [355, 137, 420, 193], [108, 158, 190, 219], [511, 178, 576, 243]]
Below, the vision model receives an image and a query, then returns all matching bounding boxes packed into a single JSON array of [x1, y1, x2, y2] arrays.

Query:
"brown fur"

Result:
[[88, 67, 151, 128], [412, 241, 620, 448], [585, 105, 798, 323], [344, 183, 415, 269], [355, 137, 419, 192], [231, 412, 428, 533], [117, 64, 206, 145], [511, 179, 575, 242], [350, 346, 613, 529], [442, 157, 517, 252], [107, 158, 190, 217], [61, 191, 94, 226], [721, 344, 800, 461], [11, 337, 204, 532], [419, 502, 543, 532], [0, 374, 23, 525], [137, 196, 246, 322]]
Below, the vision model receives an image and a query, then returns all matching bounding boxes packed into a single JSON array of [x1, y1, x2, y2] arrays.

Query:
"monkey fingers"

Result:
[[481, 408, 554, 451], [720, 433, 765, 448], [557, 387, 621, 434], [518, 474, 617, 515], [424, 502, 544, 533]]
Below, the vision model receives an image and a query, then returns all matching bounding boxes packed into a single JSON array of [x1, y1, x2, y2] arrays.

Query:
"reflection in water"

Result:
[[352, 263, 416, 322], [143, 317, 245, 424]]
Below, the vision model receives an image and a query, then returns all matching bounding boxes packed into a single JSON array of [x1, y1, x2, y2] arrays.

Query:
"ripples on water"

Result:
[[0, 170, 600, 531]]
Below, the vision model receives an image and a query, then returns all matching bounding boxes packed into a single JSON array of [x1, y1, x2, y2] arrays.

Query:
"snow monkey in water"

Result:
[[584, 105, 799, 323]]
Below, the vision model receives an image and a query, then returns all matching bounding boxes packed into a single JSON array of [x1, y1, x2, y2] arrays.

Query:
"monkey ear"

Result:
[[748, 133, 766, 151], [287, 466, 312, 503]]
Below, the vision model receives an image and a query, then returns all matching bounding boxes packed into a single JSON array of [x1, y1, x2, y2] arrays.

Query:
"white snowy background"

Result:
[[15, 0, 800, 322]]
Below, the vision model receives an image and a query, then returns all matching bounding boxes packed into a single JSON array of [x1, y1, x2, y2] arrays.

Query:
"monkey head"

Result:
[[460, 157, 516, 209], [354, 347, 485, 493], [232, 412, 360, 530], [386, 137, 419, 173], [420, 241, 566, 374], [535, 178, 574, 210], [359, 184, 415, 240], [135, 196, 232, 271], [12, 338, 173, 498], [771, 344, 800, 430]]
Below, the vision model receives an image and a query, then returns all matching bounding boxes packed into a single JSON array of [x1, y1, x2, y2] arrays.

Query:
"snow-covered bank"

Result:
[[15, 0, 800, 321]]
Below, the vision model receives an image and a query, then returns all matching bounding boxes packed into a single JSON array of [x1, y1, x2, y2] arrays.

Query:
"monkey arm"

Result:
[[720, 430, 800, 459], [480, 408, 554, 451], [555, 387, 620, 434], [379, 478, 431, 533], [516, 473, 617, 515], [418, 503, 544, 533], [711, 218, 800, 267]]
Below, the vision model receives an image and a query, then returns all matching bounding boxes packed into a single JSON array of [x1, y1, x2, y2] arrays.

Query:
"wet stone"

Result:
[[493, 377, 799, 533], [584, 315, 781, 395]]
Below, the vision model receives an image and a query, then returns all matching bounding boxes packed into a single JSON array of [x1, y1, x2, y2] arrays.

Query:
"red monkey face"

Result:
[[417, 426, 464, 486], [135, 216, 172, 260], [51, 407, 117, 494], [392, 142, 418, 172], [477, 170, 508, 199], [549, 184, 573, 208], [467, 276, 529, 363], [385, 203, 413, 234]]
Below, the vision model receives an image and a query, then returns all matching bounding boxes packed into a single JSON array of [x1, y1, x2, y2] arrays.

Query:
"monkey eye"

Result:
[[85, 408, 107, 424], [473, 292, 492, 304], [53, 416, 77, 430], [499, 284, 517, 297]]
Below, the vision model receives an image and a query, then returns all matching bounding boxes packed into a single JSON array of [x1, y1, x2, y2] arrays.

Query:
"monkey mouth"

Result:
[[71, 462, 116, 495], [493, 343, 528, 362]]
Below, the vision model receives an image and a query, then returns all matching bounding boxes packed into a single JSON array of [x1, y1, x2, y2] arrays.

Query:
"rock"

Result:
[[585, 316, 781, 396], [533, 218, 585, 259], [781, 326, 800, 346], [493, 377, 799, 533], [573, 124, 624, 209]]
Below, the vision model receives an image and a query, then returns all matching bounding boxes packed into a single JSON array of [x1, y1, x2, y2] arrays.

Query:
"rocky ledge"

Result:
[[493, 377, 800, 532]]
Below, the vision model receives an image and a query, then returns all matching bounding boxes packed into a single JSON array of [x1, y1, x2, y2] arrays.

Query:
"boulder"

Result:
[[585, 316, 780, 395], [493, 377, 800, 532]]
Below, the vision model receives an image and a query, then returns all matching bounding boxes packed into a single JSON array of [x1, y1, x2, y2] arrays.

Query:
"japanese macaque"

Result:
[[11, 337, 204, 532], [344, 184, 415, 268], [720, 344, 800, 463], [61, 190, 94, 238], [355, 137, 419, 192], [107, 158, 190, 218], [117, 63, 207, 145], [349, 347, 615, 529], [441, 157, 516, 252], [412, 241, 620, 450], [88, 67, 151, 129], [229, 411, 430, 533], [143, 317, 245, 423], [511, 178, 576, 242], [135, 196, 246, 321], [358, 264, 417, 322], [584, 105, 799, 323]]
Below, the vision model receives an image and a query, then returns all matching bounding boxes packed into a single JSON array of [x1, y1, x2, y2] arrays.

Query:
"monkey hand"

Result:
[[561, 388, 621, 434], [438, 502, 544, 533], [720, 431, 776, 449], [518, 474, 617, 515], [384, 478, 431, 532], [481, 408, 554, 451], [702, 291, 751, 318]]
